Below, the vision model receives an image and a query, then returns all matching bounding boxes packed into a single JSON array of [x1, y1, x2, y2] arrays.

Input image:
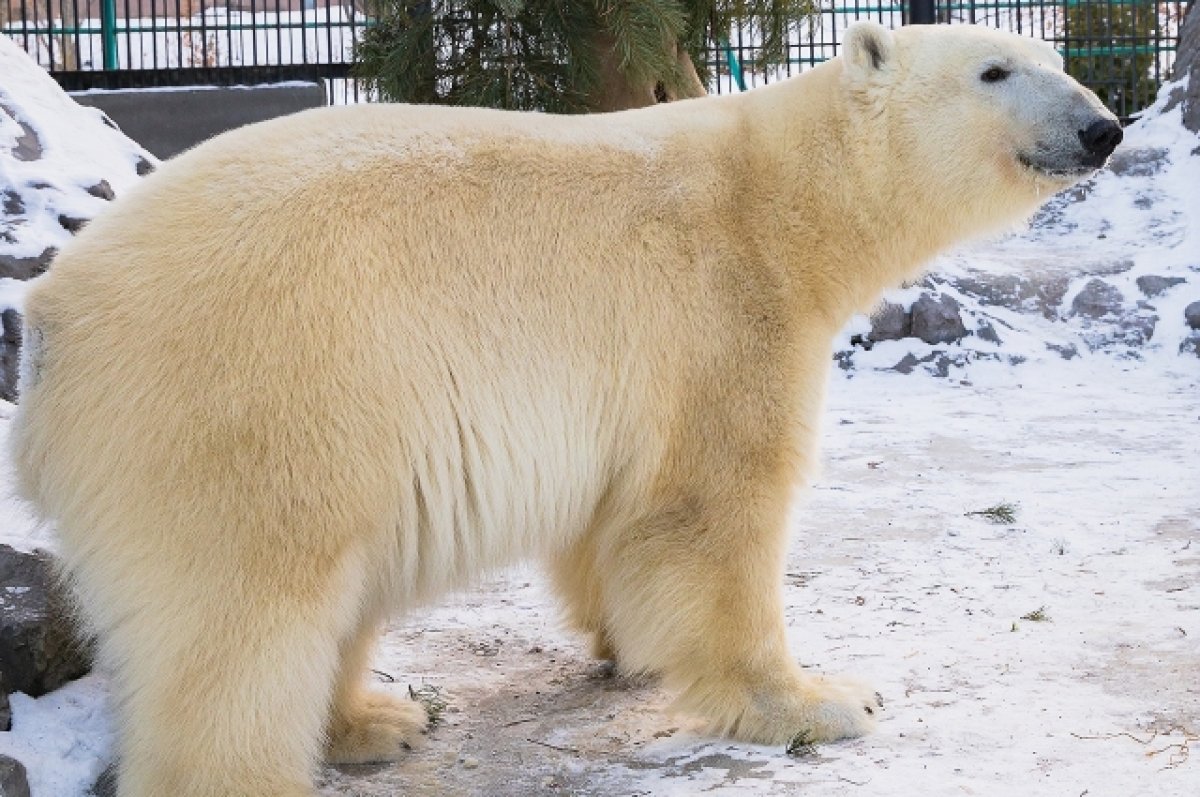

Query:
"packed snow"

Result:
[[0, 62, 1197, 797]]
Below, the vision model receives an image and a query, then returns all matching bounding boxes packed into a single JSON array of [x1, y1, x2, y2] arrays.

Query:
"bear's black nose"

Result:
[[1078, 119, 1123, 165]]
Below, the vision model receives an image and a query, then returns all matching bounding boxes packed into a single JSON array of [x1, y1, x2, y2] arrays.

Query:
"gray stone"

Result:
[[0, 755, 30, 797], [976, 321, 1002, 345], [1165, 1, 1200, 133], [0, 102, 42, 163], [1106, 147, 1170, 177], [1119, 312, 1158, 346], [1046, 342, 1079, 360], [135, 157, 155, 177], [0, 248, 55, 281], [1136, 275, 1185, 297], [0, 690, 9, 732], [0, 545, 92, 699], [1, 190, 22, 216], [868, 301, 911, 342], [948, 272, 1072, 319], [58, 214, 88, 234], [1185, 301, 1200, 330], [1181, 335, 1200, 357], [910, 293, 968, 345], [891, 351, 960, 377], [891, 353, 922, 374], [1072, 279, 1124, 319], [1, 309, 21, 403], [85, 180, 115, 201]]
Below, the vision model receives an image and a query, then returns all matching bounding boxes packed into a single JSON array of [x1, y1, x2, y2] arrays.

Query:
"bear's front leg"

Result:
[[596, 483, 881, 745], [326, 620, 429, 764]]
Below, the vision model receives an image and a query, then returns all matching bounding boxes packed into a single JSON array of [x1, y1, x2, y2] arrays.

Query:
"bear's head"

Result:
[[839, 22, 1121, 236]]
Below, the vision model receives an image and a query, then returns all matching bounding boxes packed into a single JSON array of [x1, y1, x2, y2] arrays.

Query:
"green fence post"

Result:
[[100, 0, 118, 70]]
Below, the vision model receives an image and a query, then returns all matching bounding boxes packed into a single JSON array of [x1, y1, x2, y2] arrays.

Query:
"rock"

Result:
[[891, 353, 922, 374], [1119, 312, 1157, 346], [1136, 275, 1185, 297], [1, 190, 22, 216], [1046, 342, 1079, 360], [1165, 1, 1199, 133], [0, 755, 31, 797], [1, 309, 21, 403], [1181, 335, 1200, 357], [1106, 147, 1170, 177], [0, 100, 43, 163], [868, 301, 911, 342], [0, 248, 55, 281], [1186, 301, 1200, 331], [910, 293, 968, 345], [1071, 279, 1124, 319], [57, 214, 88, 234], [0, 545, 92, 698], [947, 272, 1072, 319], [0, 690, 9, 731], [892, 351, 956, 377], [135, 156, 155, 176], [85, 180, 115, 201], [976, 321, 1002, 344]]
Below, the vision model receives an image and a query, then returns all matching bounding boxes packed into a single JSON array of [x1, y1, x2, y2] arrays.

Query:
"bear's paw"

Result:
[[326, 690, 430, 765]]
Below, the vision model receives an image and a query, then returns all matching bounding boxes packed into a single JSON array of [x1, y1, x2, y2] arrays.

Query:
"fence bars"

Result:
[[0, 1, 1192, 115]]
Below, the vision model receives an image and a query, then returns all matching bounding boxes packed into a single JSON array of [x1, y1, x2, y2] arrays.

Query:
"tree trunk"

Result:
[[57, 0, 78, 71], [590, 33, 707, 112]]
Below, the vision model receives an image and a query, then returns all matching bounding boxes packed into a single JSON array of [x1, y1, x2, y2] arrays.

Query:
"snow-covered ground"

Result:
[[1, 69, 1198, 797]]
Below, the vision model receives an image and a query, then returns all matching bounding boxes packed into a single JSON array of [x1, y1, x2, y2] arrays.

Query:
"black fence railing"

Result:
[[1, 1, 1192, 115]]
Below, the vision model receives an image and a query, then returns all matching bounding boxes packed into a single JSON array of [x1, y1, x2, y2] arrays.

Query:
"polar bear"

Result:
[[11, 21, 1118, 797]]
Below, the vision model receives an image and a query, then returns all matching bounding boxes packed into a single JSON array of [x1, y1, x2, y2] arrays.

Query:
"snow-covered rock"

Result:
[[0, 35, 154, 400], [0, 545, 92, 698], [838, 73, 1200, 373]]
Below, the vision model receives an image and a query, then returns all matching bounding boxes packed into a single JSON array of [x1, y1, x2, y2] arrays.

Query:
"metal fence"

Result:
[[1, 1, 1193, 114], [711, 1, 1193, 117]]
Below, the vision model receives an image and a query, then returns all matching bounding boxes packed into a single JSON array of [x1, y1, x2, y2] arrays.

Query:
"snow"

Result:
[[0, 33, 152, 312], [0, 69, 1198, 797]]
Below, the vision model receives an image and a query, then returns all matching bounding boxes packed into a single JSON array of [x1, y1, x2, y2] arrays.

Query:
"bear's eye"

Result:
[[981, 66, 1010, 83]]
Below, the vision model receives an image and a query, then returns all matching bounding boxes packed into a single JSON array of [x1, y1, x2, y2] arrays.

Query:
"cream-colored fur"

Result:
[[10, 23, 1115, 797]]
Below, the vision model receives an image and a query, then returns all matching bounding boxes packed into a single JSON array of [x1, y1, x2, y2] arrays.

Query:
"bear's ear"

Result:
[[842, 21, 896, 81]]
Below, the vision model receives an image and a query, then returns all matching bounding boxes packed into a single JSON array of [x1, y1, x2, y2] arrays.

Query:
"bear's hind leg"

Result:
[[106, 589, 353, 797], [547, 532, 618, 663], [326, 617, 429, 764], [598, 491, 881, 745]]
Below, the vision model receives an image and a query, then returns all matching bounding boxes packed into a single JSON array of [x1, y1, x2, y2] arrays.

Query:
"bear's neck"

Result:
[[729, 64, 971, 331]]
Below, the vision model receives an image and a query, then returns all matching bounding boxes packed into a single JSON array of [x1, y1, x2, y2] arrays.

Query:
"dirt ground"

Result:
[[316, 364, 1200, 797]]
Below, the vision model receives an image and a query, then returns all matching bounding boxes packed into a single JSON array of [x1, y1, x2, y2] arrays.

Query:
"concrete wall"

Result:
[[71, 83, 327, 159]]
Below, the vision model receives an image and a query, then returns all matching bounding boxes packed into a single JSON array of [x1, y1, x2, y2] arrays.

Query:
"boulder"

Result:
[[1071, 279, 1124, 319], [1165, 1, 1200, 133], [1135, 274, 1185, 297], [0, 545, 92, 699], [1, 309, 19, 403], [1106, 147, 1170, 177], [0, 755, 31, 797], [0, 249, 55, 281], [910, 293, 968, 345], [1185, 300, 1200, 331], [868, 301, 911, 342]]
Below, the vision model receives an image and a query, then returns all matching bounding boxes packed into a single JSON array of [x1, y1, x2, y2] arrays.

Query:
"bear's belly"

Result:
[[376, 385, 625, 602]]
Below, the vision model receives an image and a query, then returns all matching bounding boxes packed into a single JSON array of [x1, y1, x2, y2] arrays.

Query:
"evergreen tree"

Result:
[[353, 0, 817, 112]]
